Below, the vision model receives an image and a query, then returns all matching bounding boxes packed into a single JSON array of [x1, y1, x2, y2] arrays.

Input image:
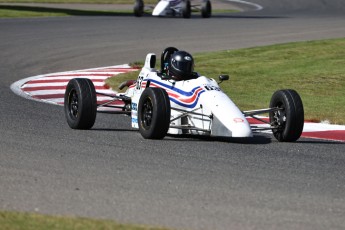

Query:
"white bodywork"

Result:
[[152, 0, 183, 16], [126, 53, 253, 138]]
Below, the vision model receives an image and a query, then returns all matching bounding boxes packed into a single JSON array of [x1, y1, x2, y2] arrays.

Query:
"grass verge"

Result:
[[105, 38, 345, 124], [0, 210, 171, 230], [0, 0, 155, 4], [0, 5, 133, 17]]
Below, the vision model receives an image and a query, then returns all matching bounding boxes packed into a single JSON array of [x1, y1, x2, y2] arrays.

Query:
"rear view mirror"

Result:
[[218, 75, 229, 84]]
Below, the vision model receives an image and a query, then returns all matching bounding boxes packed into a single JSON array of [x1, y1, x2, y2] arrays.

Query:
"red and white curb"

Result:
[[11, 64, 138, 112], [11, 65, 345, 142], [247, 118, 345, 142]]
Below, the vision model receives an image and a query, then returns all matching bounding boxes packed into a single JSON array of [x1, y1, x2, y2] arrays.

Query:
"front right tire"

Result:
[[64, 78, 97, 130]]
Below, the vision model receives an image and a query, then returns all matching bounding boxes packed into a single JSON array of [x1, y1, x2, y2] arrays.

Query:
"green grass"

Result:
[[0, 0, 148, 4], [0, 0, 150, 17], [0, 210, 172, 230], [0, 5, 133, 17], [105, 38, 345, 124]]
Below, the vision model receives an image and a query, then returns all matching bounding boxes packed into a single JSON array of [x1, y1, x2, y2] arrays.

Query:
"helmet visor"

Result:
[[173, 60, 194, 73]]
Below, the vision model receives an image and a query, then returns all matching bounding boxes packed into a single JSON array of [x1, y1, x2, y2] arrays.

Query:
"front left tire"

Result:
[[138, 87, 171, 139]]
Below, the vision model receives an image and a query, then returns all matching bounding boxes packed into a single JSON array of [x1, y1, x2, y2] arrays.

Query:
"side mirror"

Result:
[[218, 75, 229, 84]]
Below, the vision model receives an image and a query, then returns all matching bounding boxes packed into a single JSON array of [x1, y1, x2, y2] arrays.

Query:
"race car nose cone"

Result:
[[231, 122, 253, 137]]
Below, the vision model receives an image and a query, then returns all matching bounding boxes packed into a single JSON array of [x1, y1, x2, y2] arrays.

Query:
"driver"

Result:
[[167, 50, 196, 81]]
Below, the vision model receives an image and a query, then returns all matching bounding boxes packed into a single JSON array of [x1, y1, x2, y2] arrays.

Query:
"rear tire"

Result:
[[182, 0, 191, 18], [269, 89, 304, 142], [134, 0, 144, 17], [64, 78, 97, 130], [201, 0, 211, 18], [138, 87, 171, 139]]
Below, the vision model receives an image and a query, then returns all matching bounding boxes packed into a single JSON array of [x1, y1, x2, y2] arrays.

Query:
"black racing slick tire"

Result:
[[269, 89, 304, 142], [138, 87, 171, 139], [64, 78, 97, 130], [134, 0, 144, 17], [201, 0, 211, 18], [182, 0, 191, 18]]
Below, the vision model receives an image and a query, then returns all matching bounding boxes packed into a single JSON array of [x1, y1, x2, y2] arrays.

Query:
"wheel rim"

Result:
[[68, 89, 79, 119], [141, 97, 153, 129], [272, 102, 286, 130]]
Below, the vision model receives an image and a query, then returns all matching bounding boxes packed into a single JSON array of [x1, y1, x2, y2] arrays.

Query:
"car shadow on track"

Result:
[[91, 128, 343, 145], [164, 135, 344, 145], [91, 127, 272, 144], [166, 133, 272, 144], [92, 128, 138, 132]]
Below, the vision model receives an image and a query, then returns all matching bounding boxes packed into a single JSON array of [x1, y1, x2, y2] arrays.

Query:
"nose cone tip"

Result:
[[231, 123, 253, 138]]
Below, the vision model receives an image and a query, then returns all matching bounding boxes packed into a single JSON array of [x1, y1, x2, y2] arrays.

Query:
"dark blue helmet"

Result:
[[168, 51, 194, 80]]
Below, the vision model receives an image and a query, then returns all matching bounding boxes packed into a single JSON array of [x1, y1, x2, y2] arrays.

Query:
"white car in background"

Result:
[[134, 0, 212, 18]]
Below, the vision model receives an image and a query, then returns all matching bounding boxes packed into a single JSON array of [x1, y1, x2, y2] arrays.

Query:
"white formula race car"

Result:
[[134, 0, 211, 18], [64, 47, 304, 142]]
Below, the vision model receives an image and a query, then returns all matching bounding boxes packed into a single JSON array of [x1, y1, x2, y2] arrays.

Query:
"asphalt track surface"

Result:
[[1, 0, 345, 229]]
